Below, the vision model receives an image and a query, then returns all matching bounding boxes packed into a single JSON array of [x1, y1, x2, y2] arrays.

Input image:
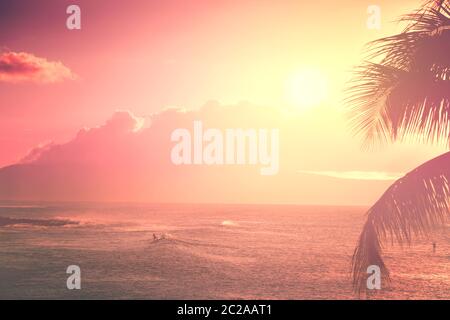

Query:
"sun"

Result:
[[285, 68, 329, 110]]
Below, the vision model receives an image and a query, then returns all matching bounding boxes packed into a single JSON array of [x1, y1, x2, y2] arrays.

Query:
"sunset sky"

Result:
[[0, 0, 446, 204]]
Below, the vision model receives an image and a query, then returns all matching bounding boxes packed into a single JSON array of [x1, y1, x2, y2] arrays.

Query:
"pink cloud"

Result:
[[0, 104, 396, 204], [0, 51, 76, 83], [19, 142, 56, 164]]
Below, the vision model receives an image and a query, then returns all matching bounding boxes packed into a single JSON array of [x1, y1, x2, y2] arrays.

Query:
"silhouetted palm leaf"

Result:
[[346, 0, 450, 147], [352, 151, 450, 294], [347, 63, 450, 147], [347, 0, 450, 294]]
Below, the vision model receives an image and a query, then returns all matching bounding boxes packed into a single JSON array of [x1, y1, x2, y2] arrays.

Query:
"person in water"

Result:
[[433, 242, 436, 253], [153, 233, 158, 241]]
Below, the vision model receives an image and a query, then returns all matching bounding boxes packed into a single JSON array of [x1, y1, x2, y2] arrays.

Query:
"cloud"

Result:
[[18, 110, 146, 166], [19, 141, 56, 164], [103, 110, 145, 133], [0, 102, 435, 204], [0, 51, 76, 83], [298, 170, 404, 181]]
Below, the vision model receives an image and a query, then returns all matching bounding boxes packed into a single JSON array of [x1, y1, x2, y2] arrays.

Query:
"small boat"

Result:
[[152, 233, 167, 242]]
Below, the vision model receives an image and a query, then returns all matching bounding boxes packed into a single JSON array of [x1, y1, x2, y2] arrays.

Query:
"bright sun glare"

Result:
[[286, 68, 329, 110]]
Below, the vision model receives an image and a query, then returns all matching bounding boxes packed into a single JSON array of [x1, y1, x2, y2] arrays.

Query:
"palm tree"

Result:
[[346, 0, 450, 294]]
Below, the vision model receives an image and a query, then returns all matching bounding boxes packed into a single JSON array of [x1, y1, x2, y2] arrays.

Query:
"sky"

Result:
[[0, 0, 446, 204]]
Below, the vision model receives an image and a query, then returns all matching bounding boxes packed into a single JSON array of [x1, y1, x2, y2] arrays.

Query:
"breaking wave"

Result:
[[0, 216, 79, 227]]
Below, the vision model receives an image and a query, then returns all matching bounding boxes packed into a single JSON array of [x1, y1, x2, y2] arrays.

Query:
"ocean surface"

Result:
[[0, 202, 448, 299]]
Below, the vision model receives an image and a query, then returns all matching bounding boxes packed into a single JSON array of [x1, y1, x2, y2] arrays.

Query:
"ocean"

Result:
[[0, 202, 448, 299]]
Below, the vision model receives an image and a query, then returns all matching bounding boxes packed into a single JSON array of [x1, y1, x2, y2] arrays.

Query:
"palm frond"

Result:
[[365, 0, 450, 69], [346, 62, 450, 147], [352, 151, 450, 294], [402, 0, 450, 34], [345, 0, 450, 147]]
